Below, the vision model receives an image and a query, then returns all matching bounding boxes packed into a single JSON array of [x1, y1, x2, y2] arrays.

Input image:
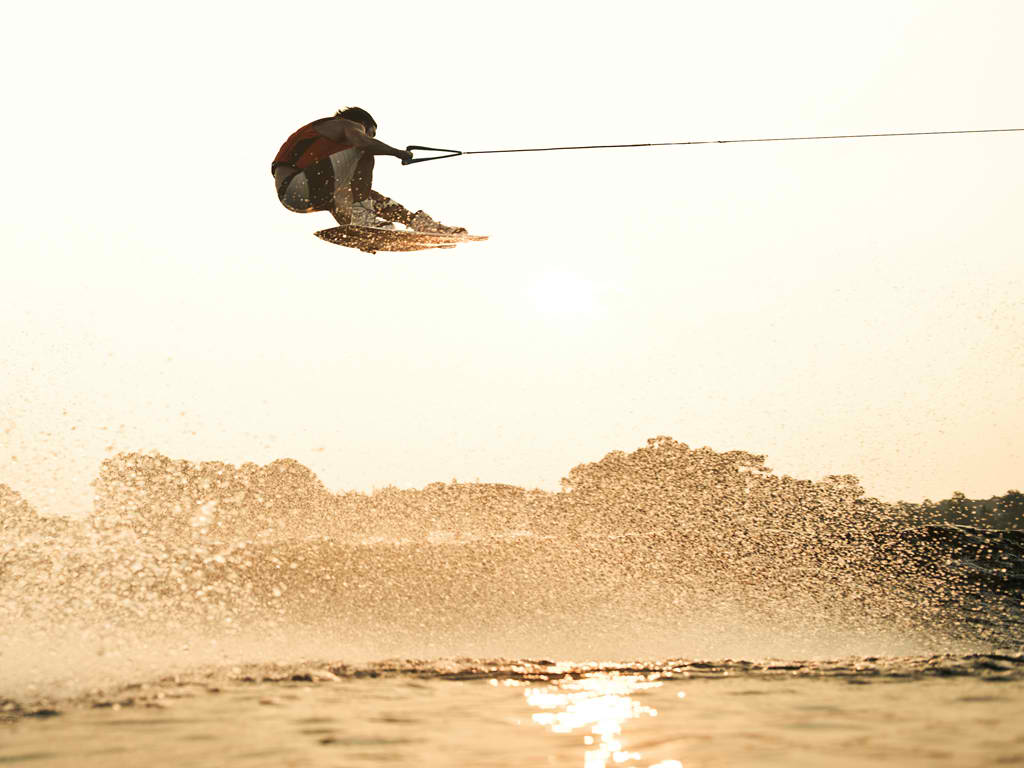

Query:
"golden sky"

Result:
[[3, 0, 1023, 515]]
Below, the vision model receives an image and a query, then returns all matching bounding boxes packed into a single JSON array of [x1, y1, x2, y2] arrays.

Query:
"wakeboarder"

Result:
[[272, 107, 464, 234]]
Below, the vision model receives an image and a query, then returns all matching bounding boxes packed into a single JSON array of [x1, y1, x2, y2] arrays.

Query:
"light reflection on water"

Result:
[[513, 670, 684, 768]]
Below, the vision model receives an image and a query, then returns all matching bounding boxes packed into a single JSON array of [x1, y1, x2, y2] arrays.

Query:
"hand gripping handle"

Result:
[[402, 145, 464, 165]]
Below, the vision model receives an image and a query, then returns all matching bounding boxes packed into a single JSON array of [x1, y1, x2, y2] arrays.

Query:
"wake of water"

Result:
[[2, 437, 1021, 712]]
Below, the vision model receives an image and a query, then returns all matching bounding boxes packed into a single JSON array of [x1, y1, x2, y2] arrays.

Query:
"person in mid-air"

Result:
[[272, 107, 463, 233]]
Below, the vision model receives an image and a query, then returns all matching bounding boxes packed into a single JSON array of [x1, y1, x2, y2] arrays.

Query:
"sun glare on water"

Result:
[[514, 672, 682, 768]]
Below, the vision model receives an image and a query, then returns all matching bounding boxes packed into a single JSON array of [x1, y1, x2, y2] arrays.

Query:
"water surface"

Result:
[[4, 660, 1023, 767]]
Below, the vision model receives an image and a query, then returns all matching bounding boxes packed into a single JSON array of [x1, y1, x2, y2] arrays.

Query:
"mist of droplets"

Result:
[[1, 437, 1018, 702]]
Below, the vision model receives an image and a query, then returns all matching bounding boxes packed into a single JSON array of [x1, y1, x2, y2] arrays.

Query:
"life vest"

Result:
[[272, 118, 355, 174]]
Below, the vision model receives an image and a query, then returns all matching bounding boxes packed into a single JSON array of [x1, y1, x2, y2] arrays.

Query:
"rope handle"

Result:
[[403, 146, 463, 165]]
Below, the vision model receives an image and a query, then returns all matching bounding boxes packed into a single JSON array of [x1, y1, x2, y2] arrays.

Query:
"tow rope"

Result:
[[402, 127, 1024, 165]]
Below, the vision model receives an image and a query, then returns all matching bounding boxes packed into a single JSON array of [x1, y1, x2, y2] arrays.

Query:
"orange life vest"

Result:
[[272, 118, 354, 173]]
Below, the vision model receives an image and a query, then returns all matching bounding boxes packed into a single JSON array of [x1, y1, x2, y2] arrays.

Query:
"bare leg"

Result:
[[325, 148, 365, 226], [330, 184, 354, 226], [369, 191, 466, 234], [351, 155, 374, 201], [370, 191, 416, 227]]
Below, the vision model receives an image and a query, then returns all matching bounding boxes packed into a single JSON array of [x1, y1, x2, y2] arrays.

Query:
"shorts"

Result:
[[274, 148, 363, 213]]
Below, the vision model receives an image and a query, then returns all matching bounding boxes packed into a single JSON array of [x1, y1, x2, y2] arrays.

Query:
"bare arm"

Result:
[[314, 118, 411, 161]]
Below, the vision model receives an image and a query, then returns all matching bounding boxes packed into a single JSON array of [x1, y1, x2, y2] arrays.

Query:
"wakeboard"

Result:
[[314, 225, 488, 253]]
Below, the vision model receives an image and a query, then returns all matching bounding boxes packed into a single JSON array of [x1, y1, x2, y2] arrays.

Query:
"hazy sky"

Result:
[[3, 0, 1022, 515]]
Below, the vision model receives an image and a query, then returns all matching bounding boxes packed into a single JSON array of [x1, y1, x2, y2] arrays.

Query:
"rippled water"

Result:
[[4, 659, 1024, 767]]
